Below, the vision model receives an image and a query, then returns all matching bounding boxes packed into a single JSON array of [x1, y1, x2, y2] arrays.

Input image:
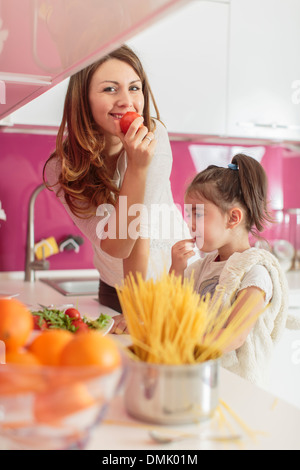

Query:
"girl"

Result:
[[44, 45, 188, 333], [170, 153, 289, 387]]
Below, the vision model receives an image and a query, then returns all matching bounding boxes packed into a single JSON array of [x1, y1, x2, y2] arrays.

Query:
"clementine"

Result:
[[5, 349, 41, 366], [34, 382, 95, 424], [0, 361, 46, 395], [0, 298, 34, 351], [60, 331, 121, 372], [28, 329, 73, 366]]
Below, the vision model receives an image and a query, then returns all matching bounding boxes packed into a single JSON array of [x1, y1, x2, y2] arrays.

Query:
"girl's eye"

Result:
[[196, 213, 204, 219]]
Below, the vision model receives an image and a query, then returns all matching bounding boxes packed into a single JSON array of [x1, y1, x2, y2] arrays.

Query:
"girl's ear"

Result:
[[227, 207, 243, 229]]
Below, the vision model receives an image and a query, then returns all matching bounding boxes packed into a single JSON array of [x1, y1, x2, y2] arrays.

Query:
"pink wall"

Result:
[[170, 142, 300, 211], [0, 132, 300, 272], [282, 148, 300, 209], [0, 133, 95, 272]]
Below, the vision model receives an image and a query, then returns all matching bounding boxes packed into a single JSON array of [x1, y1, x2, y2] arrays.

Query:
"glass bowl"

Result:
[[0, 363, 124, 450]]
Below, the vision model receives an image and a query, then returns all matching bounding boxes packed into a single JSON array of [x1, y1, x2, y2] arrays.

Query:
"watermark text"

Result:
[[291, 339, 300, 366], [292, 80, 300, 105], [95, 198, 204, 247], [0, 80, 6, 105]]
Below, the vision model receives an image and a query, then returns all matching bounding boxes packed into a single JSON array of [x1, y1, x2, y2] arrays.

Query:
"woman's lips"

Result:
[[110, 111, 139, 120], [110, 113, 125, 120]]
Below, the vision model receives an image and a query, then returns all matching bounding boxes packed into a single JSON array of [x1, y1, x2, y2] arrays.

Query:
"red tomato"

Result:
[[32, 315, 48, 331], [72, 319, 89, 333], [65, 308, 81, 320], [120, 112, 142, 134]]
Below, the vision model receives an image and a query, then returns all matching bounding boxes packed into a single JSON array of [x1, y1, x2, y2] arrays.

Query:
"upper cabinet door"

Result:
[[6, 79, 69, 128], [128, 0, 229, 137], [0, 0, 190, 121], [228, 0, 300, 142]]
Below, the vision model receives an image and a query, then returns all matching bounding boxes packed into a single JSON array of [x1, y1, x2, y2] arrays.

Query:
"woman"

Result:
[[44, 45, 188, 333]]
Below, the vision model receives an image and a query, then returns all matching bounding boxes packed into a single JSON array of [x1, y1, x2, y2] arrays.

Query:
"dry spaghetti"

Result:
[[117, 271, 265, 365]]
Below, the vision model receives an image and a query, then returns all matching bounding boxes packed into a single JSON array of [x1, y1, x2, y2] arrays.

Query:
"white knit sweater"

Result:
[[214, 248, 298, 388]]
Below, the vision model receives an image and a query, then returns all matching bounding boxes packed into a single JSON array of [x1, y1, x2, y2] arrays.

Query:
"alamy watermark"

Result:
[[0, 80, 6, 105], [291, 339, 300, 366], [95, 198, 204, 246], [292, 80, 300, 105]]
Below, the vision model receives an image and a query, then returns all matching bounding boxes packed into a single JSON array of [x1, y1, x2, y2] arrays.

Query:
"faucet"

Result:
[[25, 183, 50, 282]]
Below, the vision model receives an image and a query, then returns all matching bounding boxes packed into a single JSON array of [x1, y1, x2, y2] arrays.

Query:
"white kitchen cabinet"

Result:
[[227, 0, 300, 142], [3, 0, 229, 134], [128, 0, 229, 136], [0, 0, 190, 122], [7, 79, 69, 128]]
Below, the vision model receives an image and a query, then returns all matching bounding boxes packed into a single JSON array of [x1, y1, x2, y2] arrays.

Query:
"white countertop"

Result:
[[0, 276, 115, 319], [0, 277, 300, 450], [88, 369, 300, 451]]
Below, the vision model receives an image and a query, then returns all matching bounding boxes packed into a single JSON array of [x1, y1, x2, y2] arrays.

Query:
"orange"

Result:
[[0, 298, 34, 351], [28, 329, 73, 366], [34, 382, 95, 424], [0, 357, 46, 395], [5, 349, 41, 366], [60, 330, 121, 372], [0, 370, 46, 395]]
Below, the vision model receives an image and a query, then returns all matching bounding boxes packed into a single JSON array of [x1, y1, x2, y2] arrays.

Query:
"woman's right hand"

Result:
[[101, 116, 156, 259], [115, 116, 157, 172]]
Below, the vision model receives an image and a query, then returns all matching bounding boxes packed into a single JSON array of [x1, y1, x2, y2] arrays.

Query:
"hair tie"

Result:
[[228, 163, 239, 171]]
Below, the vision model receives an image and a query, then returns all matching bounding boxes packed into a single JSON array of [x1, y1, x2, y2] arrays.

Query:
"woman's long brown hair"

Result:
[[43, 45, 160, 217]]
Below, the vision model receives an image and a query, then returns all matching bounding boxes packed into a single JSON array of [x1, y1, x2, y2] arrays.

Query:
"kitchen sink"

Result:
[[41, 277, 99, 296]]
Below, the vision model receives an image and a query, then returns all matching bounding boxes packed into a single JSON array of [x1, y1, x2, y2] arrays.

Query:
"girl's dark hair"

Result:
[[186, 153, 273, 237]]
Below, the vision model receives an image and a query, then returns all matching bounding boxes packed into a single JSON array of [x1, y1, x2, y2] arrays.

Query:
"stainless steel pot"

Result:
[[124, 359, 219, 425]]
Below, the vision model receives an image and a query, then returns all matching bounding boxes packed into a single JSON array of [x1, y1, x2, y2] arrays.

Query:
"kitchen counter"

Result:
[[0, 277, 300, 450], [88, 368, 300, 451], [0, 276, 116, 320]]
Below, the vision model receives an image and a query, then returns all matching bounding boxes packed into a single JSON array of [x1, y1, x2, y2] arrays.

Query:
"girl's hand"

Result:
[[115, 116, 156, 172], [170, 239, 196, 277], [110, 314, 128, 335]]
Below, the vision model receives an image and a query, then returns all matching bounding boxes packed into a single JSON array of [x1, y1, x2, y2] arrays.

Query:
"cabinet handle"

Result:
[[237, 121, 300, 130]]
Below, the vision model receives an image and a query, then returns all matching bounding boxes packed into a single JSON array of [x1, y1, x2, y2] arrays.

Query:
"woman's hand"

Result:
[[170, 239, 196, 277], [100, 117, 156, 259], [115, 116, 156, 172]]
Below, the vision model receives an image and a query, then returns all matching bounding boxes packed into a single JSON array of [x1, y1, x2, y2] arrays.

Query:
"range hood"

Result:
[[0, 0, 189, 121]]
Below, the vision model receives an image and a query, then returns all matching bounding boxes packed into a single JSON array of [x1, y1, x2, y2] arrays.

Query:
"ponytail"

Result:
[[231, 154, 273, 234], [186, 153, 273, 237]]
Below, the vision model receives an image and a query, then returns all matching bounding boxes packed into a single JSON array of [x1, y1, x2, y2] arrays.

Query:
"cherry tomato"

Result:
[[65, 308, 81, 320], [120, 112, 143, 134], [32, 315, 48, 331], [72, 319, 89, 333]]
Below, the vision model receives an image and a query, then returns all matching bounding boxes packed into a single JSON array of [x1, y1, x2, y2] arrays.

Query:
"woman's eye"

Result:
[[130, 86, 141, 92], [103, 86, 117, 93]]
